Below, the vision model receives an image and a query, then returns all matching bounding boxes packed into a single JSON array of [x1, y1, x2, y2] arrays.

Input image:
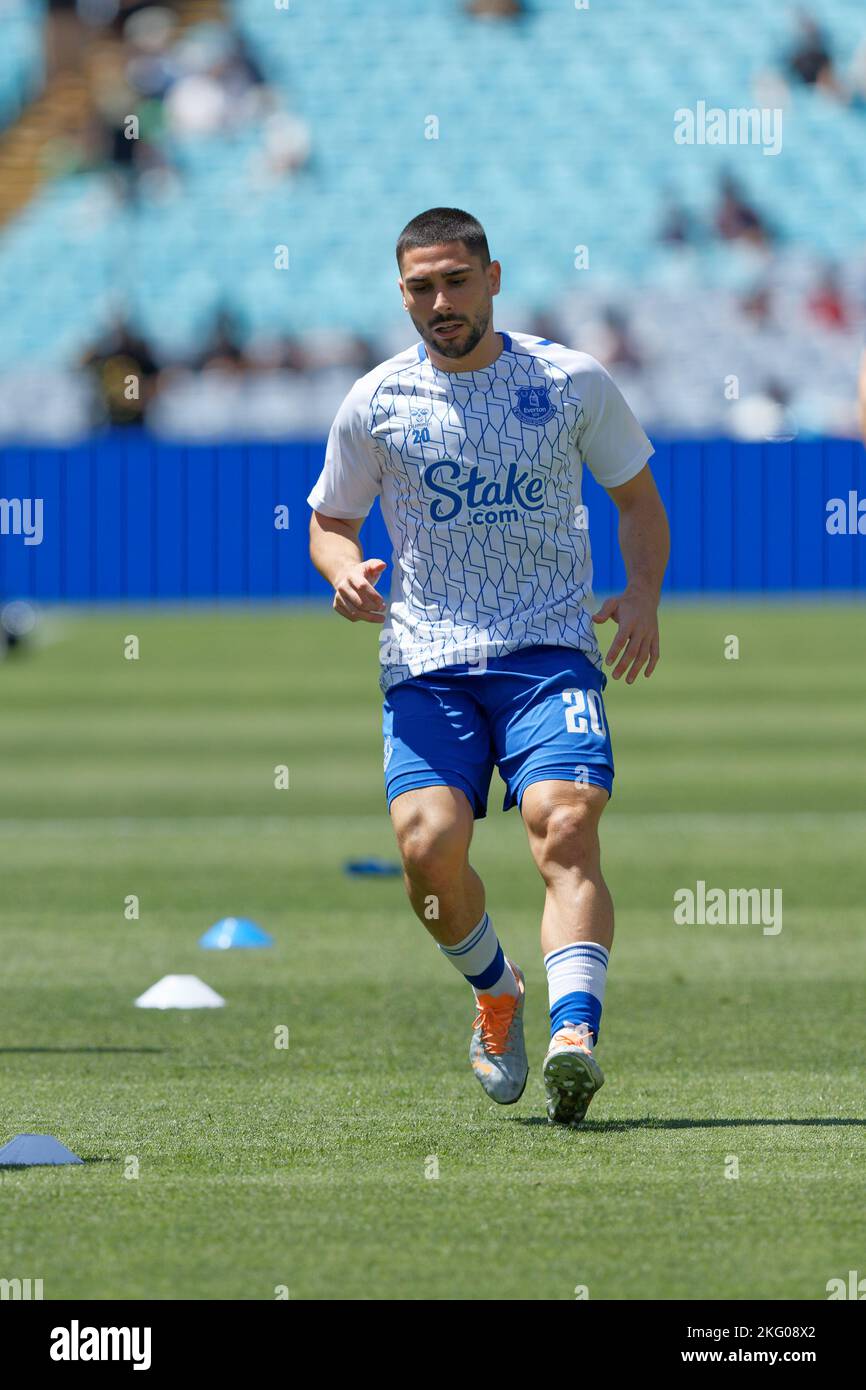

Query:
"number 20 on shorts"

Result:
[[562, 688, 606, 736]]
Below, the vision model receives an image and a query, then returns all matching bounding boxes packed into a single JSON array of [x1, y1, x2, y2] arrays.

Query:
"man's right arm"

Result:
[[309, 510, 387, 624]]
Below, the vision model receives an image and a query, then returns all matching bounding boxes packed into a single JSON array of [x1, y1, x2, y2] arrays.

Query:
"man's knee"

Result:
[[523, 787, 607, 877], [392, 795, 472, 883]]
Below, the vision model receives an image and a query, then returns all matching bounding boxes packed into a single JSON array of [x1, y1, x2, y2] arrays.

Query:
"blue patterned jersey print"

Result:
[[307, 330, 653, 695]]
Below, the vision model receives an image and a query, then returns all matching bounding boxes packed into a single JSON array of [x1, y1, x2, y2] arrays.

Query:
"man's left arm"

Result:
[[592, 465, 670, 683]]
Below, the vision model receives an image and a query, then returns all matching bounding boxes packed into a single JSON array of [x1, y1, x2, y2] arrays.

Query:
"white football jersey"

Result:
[[307, 330, 653, 694]]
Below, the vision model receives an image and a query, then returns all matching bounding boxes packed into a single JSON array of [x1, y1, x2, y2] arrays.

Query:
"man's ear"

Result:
[[488, 259, 502, 296]]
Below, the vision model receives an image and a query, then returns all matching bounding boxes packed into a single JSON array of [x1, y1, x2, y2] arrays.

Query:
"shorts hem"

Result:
[[505, 764, 614, 814], [386, 772, 487, 820]]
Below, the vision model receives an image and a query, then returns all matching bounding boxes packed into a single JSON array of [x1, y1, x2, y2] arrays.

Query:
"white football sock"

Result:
[[439, 912, 519, 998]]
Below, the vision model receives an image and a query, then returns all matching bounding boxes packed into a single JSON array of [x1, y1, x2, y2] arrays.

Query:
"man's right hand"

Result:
[[332, 557, 388, 623]]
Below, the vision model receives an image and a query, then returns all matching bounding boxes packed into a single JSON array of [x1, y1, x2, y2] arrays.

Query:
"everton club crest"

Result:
[[512, 386, 555, 425]]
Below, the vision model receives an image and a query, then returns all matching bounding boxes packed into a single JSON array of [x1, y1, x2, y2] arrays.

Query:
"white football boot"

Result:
[[469, 962, 528, 1104], [543, 1023, 604, 1126]]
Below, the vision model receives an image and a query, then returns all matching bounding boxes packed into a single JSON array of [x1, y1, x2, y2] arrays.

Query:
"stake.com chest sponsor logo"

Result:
[[422, 458, 546, 525], [50, 1320, 152, 1370]]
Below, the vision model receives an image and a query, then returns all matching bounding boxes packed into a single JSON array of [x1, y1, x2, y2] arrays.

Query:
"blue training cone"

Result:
[[199, 917, 273, 950], [344, 859, 402, 876], [0, 1134, 84, 1167]]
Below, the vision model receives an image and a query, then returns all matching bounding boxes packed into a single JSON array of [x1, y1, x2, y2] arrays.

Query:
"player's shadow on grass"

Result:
[[0, 1046, 166, 1054], [509, 1116, 866, 1129]]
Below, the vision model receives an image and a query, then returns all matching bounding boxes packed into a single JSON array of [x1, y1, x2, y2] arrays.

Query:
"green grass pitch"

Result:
[[0, 600, 863, 1300]]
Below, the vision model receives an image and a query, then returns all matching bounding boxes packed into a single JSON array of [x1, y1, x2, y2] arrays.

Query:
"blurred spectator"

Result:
[[808, 266, 850, 329], [219, 30, 266, 95], [290, 330, 380, 375], [242, 333, 310, 373], [741, 283, 774, 328], [714, 173, 772, 248], [40, 11, 309, 197], [195, 307, 247, 373], [465, 0, 524, 19], [658, 191, 697, 247], [81, 315, 160, 426], [164, 22, 266, 136], [728, 379, 796, 442], [599, 308, 642, 370], [164, 71, 228, 137], [87, 63, 168, 198], [527, 309, 568, 346], [785, 11, 840, 92], [251, 107, 312, 181], [123, 6, 179, 101], [107, 0, 180, 40], [335, 335, 379, 375], [576, 307, 643, 372]]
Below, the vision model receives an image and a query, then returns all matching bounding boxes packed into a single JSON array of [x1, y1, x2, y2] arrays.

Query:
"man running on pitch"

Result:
[[308, 208, 669, 1125]]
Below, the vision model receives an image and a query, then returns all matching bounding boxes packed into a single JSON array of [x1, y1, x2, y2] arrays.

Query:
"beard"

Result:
[[413, 302, 492, 360]]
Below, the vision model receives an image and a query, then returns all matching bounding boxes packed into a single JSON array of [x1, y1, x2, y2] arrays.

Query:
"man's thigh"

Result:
[[388, 783, 476, 855], [383, 673, 496, 821]]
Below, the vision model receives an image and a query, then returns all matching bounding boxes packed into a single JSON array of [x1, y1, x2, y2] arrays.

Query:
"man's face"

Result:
[[399, 241, 501, 361]]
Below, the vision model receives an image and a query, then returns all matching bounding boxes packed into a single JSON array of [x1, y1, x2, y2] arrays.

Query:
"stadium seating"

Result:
[[0, 0, 863, 436]]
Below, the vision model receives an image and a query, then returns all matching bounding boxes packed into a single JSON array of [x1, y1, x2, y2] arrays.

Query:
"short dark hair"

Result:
[[396, 207, 491, 269]]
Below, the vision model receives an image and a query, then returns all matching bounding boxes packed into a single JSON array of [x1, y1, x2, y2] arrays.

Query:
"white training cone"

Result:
[[134, 974, 225, 1009]]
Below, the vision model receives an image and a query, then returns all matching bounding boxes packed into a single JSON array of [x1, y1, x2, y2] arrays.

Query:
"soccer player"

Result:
[[307, 208, 669, 1125]]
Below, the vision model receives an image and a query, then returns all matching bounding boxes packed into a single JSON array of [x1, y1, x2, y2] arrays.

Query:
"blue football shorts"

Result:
[[382, 644, 614, 820]]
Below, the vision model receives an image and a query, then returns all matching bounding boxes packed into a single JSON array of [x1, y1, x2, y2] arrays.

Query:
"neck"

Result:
[[428, 327, 503, 374]]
